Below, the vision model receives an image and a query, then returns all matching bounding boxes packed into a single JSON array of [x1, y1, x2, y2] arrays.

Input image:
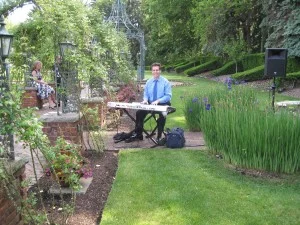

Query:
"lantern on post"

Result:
[[0, 15, 14, 160], [59, 41, 76, 59], [0, 16, 13, 62], [58, 41, 79, 113]]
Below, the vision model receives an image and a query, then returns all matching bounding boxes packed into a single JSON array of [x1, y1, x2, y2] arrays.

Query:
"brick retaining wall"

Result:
[[40, 113, 83, 147], [0, 160, 27, 225]]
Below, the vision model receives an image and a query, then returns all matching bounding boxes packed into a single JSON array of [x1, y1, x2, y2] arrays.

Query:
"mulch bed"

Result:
[[28, 150, 118, 225]]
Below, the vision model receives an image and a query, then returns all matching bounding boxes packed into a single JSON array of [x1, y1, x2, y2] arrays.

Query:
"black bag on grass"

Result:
[[166, 127, 185, 148]]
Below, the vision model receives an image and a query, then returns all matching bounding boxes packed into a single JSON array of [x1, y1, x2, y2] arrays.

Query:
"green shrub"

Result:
[[241, 53, 264, 71], [231, 65, 264, 81], [286, 71, 300, 79], [232, 63, 300, 82], [175, 60, 201, 73], [165, 60, 190, 71], [276, 71, 300, 89], [231, 54, 299, 81], [287, 57, 300, 73], [175, 56, 220, 73], [236, 54, 299, 75], [211, 61, 243, 76], [184, 59, 220, 76], [211, 53, 264, 76]]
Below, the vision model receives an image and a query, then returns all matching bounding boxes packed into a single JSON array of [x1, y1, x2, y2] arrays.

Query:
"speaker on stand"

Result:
[[264, 48, 288, 111]]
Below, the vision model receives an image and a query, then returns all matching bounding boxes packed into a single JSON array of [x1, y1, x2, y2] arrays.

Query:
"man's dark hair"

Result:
[[151, 63, 161, 70]]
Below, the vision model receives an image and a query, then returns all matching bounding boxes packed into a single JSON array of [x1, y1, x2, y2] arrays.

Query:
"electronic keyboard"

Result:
[[107, 102, 176, 115]]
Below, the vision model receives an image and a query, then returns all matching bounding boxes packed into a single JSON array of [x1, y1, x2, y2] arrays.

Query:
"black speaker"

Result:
[[264, 48, 288, 77]]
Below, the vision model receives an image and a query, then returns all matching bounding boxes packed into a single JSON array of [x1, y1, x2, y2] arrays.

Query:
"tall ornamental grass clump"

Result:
[[184, 85, 300, 173], [183, 96, 203, 131]]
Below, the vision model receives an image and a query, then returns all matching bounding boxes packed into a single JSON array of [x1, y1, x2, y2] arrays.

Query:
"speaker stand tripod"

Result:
[[271, 76, 276, 111]]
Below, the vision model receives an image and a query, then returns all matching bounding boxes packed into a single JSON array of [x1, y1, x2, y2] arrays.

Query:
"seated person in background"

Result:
[[32, 60, 57, 109], [126, 62, 172, 143]]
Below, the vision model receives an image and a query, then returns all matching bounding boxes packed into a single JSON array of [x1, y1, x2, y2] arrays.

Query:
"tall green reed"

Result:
[[184, 85, 300, 173]]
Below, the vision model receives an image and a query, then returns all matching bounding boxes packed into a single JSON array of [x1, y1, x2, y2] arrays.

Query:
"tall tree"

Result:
[[261, 0, 300, 57], [141, 0, 198, 64], [192, 0, 262, 56]]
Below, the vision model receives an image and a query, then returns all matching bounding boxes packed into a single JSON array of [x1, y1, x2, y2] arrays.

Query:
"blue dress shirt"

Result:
[[143, 75, 172, 103]]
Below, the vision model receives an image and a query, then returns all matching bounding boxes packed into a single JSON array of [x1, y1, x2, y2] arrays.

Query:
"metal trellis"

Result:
[[106, 0, 146, 81]]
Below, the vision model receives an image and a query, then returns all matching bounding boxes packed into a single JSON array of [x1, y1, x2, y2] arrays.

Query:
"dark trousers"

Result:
[[135, 102, 170, 139], [56, 76, 61, 103]]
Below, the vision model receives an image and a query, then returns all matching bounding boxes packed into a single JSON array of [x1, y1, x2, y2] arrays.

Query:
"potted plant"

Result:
[[45, 137, 92, 190]]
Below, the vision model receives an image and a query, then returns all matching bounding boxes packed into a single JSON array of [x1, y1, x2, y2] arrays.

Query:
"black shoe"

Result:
[[125, 133, 143, 143], [113, 132, 131, 141], [156, 137, 166, 146]]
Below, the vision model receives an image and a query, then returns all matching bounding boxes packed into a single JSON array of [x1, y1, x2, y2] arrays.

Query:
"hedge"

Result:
[[211, 61, 242, 76], [175, 56, 221, 73], [241, 53, 264, 71], [231, 56, 300, 81], [175, 60, 201, 73], [287, 57, 300, 73], [211, 53, 264, 76], [164, 60, 190, 71], [184, 59, 220, 76], [285, 71, 300, 80], [231, 65, 264, 81], [231, 66, 300, 82]]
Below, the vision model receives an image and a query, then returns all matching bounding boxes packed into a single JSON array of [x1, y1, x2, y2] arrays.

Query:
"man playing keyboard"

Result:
[[126, 62, 172, 143]]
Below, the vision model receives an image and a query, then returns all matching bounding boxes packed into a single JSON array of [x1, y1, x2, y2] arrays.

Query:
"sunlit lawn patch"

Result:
[[101, 150, 300, 225]]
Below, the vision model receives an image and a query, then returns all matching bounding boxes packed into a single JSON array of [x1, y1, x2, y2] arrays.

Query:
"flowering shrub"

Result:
[[117, 83, 138, 102], [45, 138, 92, 190], [76, 165, 93, 179]]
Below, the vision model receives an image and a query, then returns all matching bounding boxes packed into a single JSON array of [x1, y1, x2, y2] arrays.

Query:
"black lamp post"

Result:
[[59, 41, 76, 59], [0, 15, 13, 82], [0, 15, 14, 160], [105, 50, 112, 59], [58, 41, 78, 113], [120, 50, 126, 59], [0, 16, 13, 62], [127, 51, 132, 60]]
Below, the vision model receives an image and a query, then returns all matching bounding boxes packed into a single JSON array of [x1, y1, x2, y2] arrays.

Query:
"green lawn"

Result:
[[101, 150, 300, 225]]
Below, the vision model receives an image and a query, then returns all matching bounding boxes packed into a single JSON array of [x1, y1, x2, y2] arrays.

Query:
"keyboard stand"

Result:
[[112, 104, 176, 147], [121, 108, 158, 145]]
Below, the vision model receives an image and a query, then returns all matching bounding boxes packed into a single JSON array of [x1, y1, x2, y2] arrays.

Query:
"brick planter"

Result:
[[40, 112, 84, 148], [0, 159, 27, 225], [22, 87, 43, 109], [80, 97, 107, 128]]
